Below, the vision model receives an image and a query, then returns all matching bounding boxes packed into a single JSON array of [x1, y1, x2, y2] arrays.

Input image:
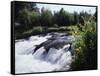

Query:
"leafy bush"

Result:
[[83, 21, 97, 69], [71, 20, 97, 70]]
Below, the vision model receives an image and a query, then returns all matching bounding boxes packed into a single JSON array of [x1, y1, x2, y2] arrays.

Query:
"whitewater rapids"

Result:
[[15, 33, 75, 74]]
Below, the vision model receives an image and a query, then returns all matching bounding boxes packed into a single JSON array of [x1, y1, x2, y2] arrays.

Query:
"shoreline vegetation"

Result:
[[15, 26, 71, 39], [14, 1, 97, 71]]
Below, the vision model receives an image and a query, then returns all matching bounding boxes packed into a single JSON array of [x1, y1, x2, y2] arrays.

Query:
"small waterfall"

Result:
[[15, 33, 75, 74]]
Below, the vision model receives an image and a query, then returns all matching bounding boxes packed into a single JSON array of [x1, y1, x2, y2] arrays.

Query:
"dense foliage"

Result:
[[71, 17, 97, 70], [14, 2, 93, 39]]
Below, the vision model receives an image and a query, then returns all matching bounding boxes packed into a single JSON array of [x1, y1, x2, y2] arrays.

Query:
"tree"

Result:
[[53, 8, 72, 26], [79, 11, 85, 26], [14, 2, 38, 22], [73, 12, 79, 25], [40, 8, 53, 27], [30, 11, 40, 27]]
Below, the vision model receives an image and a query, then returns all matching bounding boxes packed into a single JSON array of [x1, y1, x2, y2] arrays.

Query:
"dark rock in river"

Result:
[[32, 33, 75, 55]]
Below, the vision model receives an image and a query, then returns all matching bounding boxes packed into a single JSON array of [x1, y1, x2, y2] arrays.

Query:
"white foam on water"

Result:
[[15, 35, 73, 74]]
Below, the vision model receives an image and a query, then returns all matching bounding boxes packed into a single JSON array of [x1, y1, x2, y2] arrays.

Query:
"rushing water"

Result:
[[15, 32, 75, 74]]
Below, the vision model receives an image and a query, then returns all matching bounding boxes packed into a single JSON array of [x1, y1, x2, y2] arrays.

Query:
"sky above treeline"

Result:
[[36, 3, 96, 14]]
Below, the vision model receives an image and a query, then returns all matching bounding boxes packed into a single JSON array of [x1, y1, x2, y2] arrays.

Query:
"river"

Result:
[[15, 32, 75, 74]]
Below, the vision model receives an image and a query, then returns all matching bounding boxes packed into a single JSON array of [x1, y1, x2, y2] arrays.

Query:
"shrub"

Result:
[[71, 21, 97, 70]]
